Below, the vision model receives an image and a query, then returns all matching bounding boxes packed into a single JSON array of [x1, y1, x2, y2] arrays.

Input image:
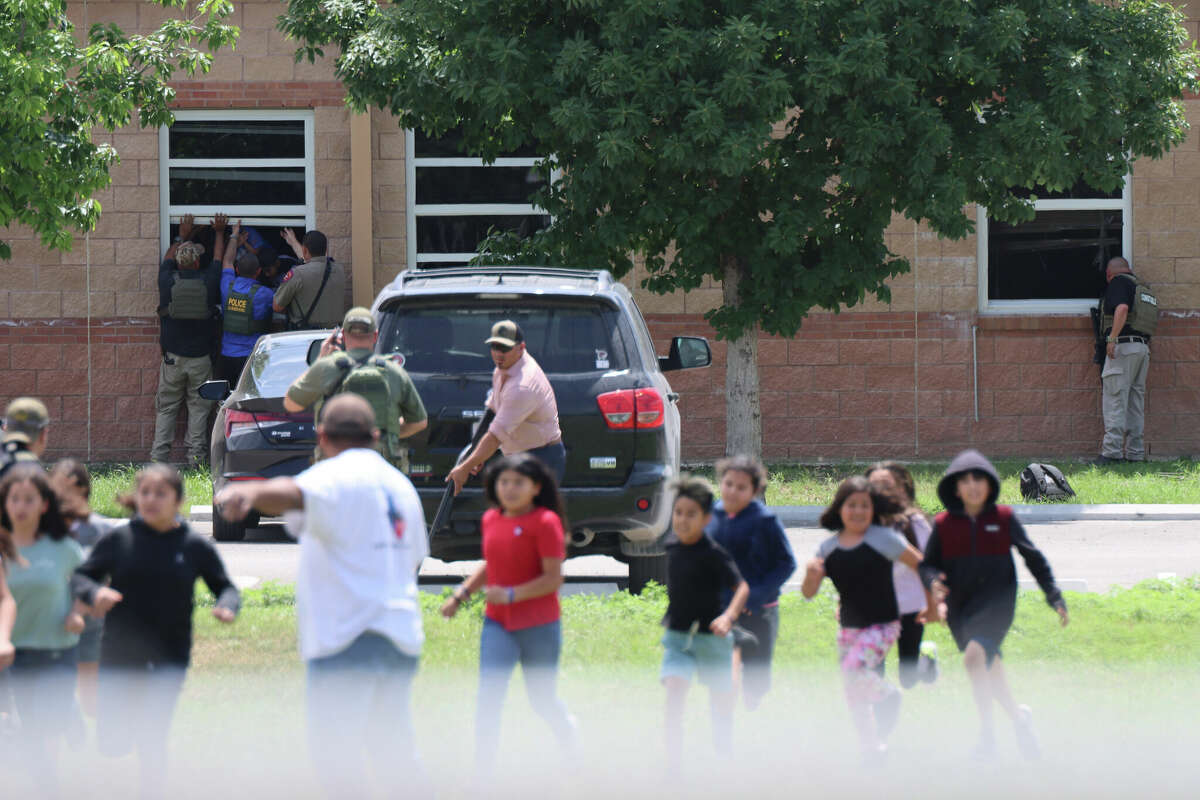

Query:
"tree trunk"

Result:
[[721, 254, 762, 459]]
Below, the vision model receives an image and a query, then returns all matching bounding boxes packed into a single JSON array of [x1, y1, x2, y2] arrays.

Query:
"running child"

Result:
[[865, 461, 938, 688], [0, 465, 86, 791], [72, 463, 239, 796], [707, 455, 795, 710], [50, 459, 119, 718], [661, 476, 749, 773], [919, 449, 1068, 760], [801, 476, 933, 761], [440, 453, 576, 777]]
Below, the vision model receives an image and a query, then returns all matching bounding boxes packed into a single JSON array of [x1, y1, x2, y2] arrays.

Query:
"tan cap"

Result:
[[342, 307, 377, 334], [3, 397, 49, 442], [485, 320, 524, 348], [175, 241, 205, 269]]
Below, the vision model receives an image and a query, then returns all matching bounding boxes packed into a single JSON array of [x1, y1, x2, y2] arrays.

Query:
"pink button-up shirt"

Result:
[[487, 352, 561, 454]]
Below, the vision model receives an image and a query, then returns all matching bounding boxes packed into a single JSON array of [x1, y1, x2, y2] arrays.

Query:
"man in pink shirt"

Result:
[[447, 320, 565, 494]]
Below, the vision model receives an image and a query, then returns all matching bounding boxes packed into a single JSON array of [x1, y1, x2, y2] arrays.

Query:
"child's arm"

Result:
[[753, 514, 798, 607], [72, 531, 122, 615], [485, 557, 563, 606], [711, 580, 750, 636], [917, 528, 946, 595], [800, 557, 825, 599], [442, 562, 487, 618], [0, 568, 15, 670], [64, 599, 87, 634], [1011, 516, 1069, 626], [196, 539, 241, 624]]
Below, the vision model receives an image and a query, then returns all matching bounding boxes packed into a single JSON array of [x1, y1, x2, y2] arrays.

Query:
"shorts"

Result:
[[77, 620, 104, 663], [660, 628, 733, 692]]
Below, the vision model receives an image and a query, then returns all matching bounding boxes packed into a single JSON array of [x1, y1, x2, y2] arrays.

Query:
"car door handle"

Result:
[[667, 392, 680, 403]]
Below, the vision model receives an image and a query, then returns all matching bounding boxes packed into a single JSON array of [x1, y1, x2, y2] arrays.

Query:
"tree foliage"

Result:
[[0, 0, 238, 259], [282, 0, 1197, 340]]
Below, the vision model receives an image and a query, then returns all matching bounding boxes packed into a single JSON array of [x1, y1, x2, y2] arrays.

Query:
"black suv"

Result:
[[372, 266, 710, 591]]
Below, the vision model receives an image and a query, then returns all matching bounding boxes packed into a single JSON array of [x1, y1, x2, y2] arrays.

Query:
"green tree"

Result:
[[0, 0, 237, 259], [282, 0, 1198, 458]]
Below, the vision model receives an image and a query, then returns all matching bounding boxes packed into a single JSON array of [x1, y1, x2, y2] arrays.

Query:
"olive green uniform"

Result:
[[273, 257, 347, 329], [286, 347, 427, 469]]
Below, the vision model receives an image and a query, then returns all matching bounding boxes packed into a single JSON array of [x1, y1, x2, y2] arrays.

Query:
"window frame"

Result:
[[158, 109, 315, 253], [976, 178, 1132, 315], [405, 131, 552, 269]]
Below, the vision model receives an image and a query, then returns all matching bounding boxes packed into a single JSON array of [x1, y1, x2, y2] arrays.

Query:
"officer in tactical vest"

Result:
[[0, 397, 49, 478], [218, 218, 276, 385], [1097, 256, 1157, 464], [151, 218, 223, 465], [284, 307, 427, 470]]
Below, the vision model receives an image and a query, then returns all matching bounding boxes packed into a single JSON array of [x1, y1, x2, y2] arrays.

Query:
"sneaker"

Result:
[[918, 641, 940, 684], [1014, 705, 1042, 760], [873, 688, 902, 740]]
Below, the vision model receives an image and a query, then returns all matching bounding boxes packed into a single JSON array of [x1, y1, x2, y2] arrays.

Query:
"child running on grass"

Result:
[[801, 476, 934, 763], [707, 455, 795, 710], [72, 463, 239, 797], [441, 453, 576, 779], [661, 476, 749, 773], [865, 461, 938, 688], [1, 465, 85, 793], [919, 449, 1068, 760]]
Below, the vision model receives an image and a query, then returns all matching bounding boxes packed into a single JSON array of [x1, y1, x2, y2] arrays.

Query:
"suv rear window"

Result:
[[379, 300, 630, 375], [239, 335, 320, 398]]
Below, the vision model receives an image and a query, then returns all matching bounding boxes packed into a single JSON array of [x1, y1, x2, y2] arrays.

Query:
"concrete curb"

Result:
[[192, 503, 1200, 525]]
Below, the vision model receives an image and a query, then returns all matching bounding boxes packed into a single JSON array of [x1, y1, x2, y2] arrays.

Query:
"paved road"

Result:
[[205, 518, 1200, 592]]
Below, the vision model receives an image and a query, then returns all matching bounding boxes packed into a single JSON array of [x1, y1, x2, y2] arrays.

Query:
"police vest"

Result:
[[223, 282, 270, 336], [167, 274, 211, 320], [320, 353, 405, 465], [1101, 273, 1158, 338]]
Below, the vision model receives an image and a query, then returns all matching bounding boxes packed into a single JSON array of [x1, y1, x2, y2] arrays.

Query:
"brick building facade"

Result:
[[3, 2, 1198, 463]]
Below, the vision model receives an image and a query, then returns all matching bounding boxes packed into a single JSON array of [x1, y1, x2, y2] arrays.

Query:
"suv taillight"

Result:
[[597, 388, 665, 430], [225, 410, 291, 439]]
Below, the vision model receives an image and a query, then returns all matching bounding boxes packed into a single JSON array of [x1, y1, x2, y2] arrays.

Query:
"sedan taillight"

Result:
[[596, 388, 665, 430], [224, 410, 292, 439]]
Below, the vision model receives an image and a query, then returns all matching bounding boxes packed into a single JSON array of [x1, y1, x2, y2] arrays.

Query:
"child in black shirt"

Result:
[[802, 476, 932, 762], [661, 476, 749, 773]]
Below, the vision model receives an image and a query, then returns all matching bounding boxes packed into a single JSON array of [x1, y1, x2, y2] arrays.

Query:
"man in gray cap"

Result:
[[1, 397, 50, 477], [285, 307, 427, 470], [447, 319, 564, 494]]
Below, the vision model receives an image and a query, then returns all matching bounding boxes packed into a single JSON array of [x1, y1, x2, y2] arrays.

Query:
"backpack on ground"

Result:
[[167, 275, 211, 320], [1019, 463, 1076, 502]]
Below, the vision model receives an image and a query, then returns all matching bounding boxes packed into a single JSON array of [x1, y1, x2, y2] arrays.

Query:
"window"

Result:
[[159, 110, 315, 258], [977, 178, 1130, 313], [406, 129, 551, 269]]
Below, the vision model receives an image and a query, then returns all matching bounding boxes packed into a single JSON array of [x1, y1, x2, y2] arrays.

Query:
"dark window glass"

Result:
[[416, 214, 550, 254], [987, 210, 1119, 300], [243, 335, 320, 397], [414, 128, 541, 158], [379, 302, 627, 374], [168, 167, 307, 206], [168, 120, 306, 159], [1009, 180, 1121, 201], [415, 166, 548, 205]]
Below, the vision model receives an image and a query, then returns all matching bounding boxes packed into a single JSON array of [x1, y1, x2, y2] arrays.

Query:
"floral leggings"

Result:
[[836, 621, 901, 705]]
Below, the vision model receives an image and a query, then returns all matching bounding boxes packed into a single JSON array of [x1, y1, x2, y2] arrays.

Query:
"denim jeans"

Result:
[[307, 631, 428, 799], [525, 441, 567, 485], [476, 618, 575, 772]]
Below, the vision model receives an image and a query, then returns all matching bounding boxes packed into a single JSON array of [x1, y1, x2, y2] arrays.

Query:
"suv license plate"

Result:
[[589, 456, 617, 469]]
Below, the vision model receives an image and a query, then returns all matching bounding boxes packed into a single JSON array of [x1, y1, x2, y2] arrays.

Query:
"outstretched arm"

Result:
[[1011, 518, 1068, 625], [216, 477, 305, 520]]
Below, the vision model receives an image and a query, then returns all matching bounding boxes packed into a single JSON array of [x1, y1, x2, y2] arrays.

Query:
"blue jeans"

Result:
[[307, 632, 428, 799], [476, 618, 575, 771], [525, 440, 567, 485], [8, 646, 79, 786]]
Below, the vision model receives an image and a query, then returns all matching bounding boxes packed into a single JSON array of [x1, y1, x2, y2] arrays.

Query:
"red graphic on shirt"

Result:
[[392, 517, 405, 540], [281, 269, 295, 283]]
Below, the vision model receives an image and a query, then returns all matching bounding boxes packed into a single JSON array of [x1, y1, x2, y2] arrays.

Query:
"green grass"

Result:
[[81, 463, 211, 519], [689, 457, 1200, 510]]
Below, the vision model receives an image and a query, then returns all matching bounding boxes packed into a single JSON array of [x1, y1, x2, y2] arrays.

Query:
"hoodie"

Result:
[[707, 499, 797, 609]]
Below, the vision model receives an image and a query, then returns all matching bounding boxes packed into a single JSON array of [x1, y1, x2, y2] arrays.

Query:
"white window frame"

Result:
[[976, 178, 1131, 315], [158, 109, 315, 252], [406, 131, 551, 269]]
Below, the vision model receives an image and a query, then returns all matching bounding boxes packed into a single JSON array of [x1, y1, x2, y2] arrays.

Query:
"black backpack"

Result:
[[1019, 463, 1076, 502]]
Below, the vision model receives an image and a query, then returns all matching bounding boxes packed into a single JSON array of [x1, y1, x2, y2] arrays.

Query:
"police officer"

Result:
[[1098, 256, 1155, 464], [273, 229, 347, 329], [1, 397, 49, 477], [284, 307, 427, 470]]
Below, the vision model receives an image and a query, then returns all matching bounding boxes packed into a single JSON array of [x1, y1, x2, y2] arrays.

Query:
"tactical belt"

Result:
[[1116, 335, 1148, 344]]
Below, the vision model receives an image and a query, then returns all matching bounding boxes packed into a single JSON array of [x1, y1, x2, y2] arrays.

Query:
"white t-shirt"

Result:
[[893, 513, 932, 615], [284, 448, 429, 660]]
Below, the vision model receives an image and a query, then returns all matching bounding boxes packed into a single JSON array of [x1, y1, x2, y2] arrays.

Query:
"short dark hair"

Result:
[[0, 464, 70, 541], [257, 244, 279, 271], [483, 453, 568, 525], [716, 454, 767, 493], [302, 230, 327, 257], [319, 394, 377, 448], [672, 475, 714, 514], [234, 251, 260, 278], [818, 475, 903, 531], [51, 458, 92, 499]]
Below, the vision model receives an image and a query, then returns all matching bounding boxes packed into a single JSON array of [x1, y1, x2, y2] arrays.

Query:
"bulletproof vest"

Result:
[[1102, 273, 1158, 337], [223, 282, 270, 336], [0, 440, 38, 480], [321, 353, 405, 466], [167, 273, 211, 320]]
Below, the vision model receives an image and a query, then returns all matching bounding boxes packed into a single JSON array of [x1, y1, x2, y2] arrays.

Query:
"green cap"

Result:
[[485, 320, 524, 348], [342, 307, 377, 334], [3, 397, 49, 442]]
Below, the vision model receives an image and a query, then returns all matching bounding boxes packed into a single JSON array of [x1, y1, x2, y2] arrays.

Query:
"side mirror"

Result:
[[198, 380, 231, 402], [307, 338, 325, 366], [659, 336, 712, 372]]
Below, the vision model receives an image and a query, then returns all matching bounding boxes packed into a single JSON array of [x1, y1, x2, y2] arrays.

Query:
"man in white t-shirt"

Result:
[[215, 393, 429, 797]]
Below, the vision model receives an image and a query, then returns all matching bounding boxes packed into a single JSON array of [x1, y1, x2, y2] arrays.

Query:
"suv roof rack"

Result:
[[400, 265, 613, 289]]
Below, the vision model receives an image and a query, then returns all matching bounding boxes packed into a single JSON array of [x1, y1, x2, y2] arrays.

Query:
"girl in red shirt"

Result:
[[441, 453, 576, 776]]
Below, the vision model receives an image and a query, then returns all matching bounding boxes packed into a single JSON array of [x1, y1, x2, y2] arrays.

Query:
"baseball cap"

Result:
[[2, 397, 49, 442], [175, 241, 205, 268], [485, 320, 524, 348], [342, 306, 377, 334]]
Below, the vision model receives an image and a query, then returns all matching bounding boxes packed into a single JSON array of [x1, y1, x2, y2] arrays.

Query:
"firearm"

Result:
[[1089, 303, 1105, 365], [428, 407, 495, 543]]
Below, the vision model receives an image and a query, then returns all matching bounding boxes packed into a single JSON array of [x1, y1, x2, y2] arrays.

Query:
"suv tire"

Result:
[[213, 512, 247, 543], [627, 554, 668, 595]]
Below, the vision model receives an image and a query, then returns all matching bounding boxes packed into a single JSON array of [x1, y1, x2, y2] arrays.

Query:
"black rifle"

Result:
[[428, 407, 495, 542], [1089, 302, 1106, 366]]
